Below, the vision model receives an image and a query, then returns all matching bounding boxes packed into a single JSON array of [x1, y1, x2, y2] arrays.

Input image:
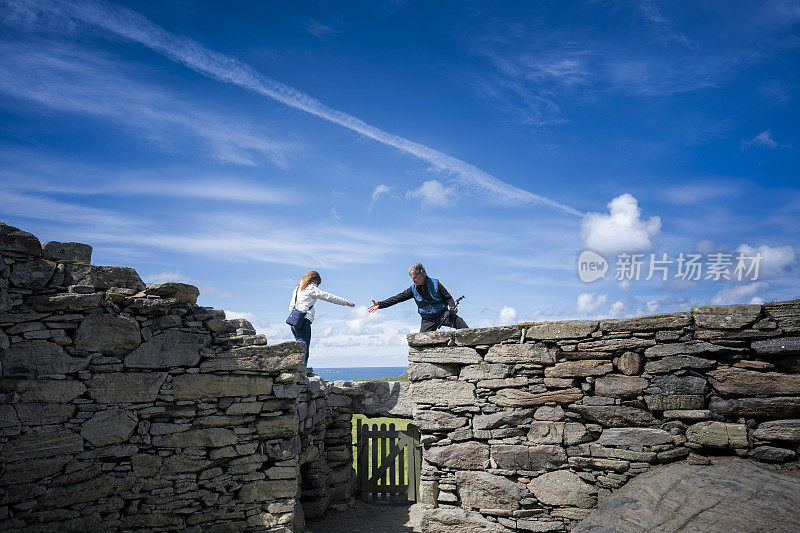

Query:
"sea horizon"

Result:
[[312, 366, 408, 382]]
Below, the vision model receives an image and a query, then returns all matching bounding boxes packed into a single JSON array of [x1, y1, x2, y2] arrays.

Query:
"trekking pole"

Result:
[[438, 296, 465, 329]]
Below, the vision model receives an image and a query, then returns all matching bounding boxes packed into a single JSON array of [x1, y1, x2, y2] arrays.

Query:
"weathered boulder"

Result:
[[594, 375, 648, 398], [686, 421, 748, 448], [456, 471, 521, 510], [577, 338, 655, 352], [125, 330, 208, 368], [473, 409, 535, 431], [74, 314, 141, 355], [490, 387, 583, 407], [419, 508, 512, 533], [599, 313, 692, 332], [616, 351, 642, 375], [162, 428, 238, 448], [73, 265, 145, 291], [254, 414, 298, 439], [81, 409, 138, 447], [751, 419, 800, 442], [692, 304, 762, 329], [485, 343, 556, 364], [569, 405, 655, 427], [413, 409, 467, 432], [649, 374, 707, 395], [42, 241, 92, 263], [11, 379, 87, 402], [765, 300, 800, 332], [1, 427, 83, 461], [26, 293, 102, 311], [711, 396, 800, 418], [10, 259, 56, 290], [1, 340, 90, 376], [545, 360, 613, 378], [172, 374, 273, 400], [752, 336, 800, 355], [597, 428, 672, 447], [425, 441, 489, 470], [407, 330, 453, 347], [14, 403, 75, 425], [526, 320, 597, 339], [145, 282, 200, 304], [409, 346, 482, 364], [408, 362, 458, 381], [411, 379, 475, 405], [87, 372, 167, 403], [709, 368, 800, 397], [491, 444, 566, 470], [459, 363, 511, 380], [643, 355, 715, 374], [200, 342, 304, 373], [455, 325, 519, 346], [0, 222, 41, 256], [574, 458, 800, 533], [528, 469, 597, 508]]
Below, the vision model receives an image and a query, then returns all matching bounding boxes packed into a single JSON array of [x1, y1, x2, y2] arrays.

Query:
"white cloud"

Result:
[[406, 180, 456, 208], [741, 130, 778, 149], [576, 292, 608, 314], [608, 301, 625, 317], [371, 184, 391, 202], [710, 282, 769, 305], [645, 299, 659, 314], [2, 0, 582, 215], [581, 193, 661, 256], [498, 306, 518, 325], [735, 244, 796, 279]]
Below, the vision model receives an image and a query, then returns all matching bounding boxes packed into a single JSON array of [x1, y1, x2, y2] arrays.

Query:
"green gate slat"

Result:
[[355, 419, 420, 502]]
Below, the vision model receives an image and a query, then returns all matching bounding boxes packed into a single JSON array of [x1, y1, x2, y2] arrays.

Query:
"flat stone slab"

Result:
[[692, 304, 762, 329], [407, 331, 453, 347], [525, 320, 598, 340], [408, 346, 482, 364], [599, 312, 691, 332], [144, 282, 200, 304], [485, 343, 556, 364], [0, 222, 41, 256], [574, 458, 800, 533], [26, 293, 102, 312], [709, 368, 800, 397], [172, 374, 274, 400], [87, 372, 167, 403], [42, 241, 92, 263], [411, 379, 475, 405], [75, 314, 141, 355], [1, 340, 90, 376], [752, 336, 800, 355], [455, 326, 519, 346], [125, 330, 209, 369]]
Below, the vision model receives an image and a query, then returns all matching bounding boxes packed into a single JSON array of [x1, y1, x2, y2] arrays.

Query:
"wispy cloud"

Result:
[[405, 180, 456, 208], [0, 0, 580, 216], [0, 40, 299, 167], [638, 0, 695, 49], [143, 270, 232, 298], [741, 130, 779, 150], [663, 182, 743, 205], [304, 18, 343, 38]]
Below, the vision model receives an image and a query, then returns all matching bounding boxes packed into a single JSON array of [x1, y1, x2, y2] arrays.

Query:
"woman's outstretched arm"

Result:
[[307, 285, 354, 306]]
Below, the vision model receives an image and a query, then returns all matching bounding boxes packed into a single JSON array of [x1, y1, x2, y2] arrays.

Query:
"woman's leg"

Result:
[[299, 318, 312, 364]]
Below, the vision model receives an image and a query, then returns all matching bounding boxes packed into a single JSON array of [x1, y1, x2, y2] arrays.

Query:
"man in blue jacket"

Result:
[[367, 263, 468, 332]]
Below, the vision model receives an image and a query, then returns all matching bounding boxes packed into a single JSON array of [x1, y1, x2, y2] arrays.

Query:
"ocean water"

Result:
[[313, 366, 407, 381]]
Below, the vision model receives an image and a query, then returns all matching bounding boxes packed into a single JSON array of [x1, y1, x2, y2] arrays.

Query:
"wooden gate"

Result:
[[355, 420, 421, 501]]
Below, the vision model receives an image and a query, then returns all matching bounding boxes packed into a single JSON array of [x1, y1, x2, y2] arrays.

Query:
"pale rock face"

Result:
[[528, 469, 598, 508], [456, 471, 521, 510], [81, 409, 138, 447], [74, 314, 141, 355]]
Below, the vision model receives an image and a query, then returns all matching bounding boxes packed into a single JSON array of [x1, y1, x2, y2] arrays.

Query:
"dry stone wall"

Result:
[[0, 222, 355, 531], [408, 300, 800, 532]]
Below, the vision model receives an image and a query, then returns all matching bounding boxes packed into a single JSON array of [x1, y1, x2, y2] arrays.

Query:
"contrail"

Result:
[[4, 0, 583, 216]]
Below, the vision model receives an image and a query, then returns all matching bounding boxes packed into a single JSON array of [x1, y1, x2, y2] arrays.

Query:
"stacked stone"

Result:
[[408, 302, 800, 533], [0, 223, 310, 531], [294, 374, 356, 524]]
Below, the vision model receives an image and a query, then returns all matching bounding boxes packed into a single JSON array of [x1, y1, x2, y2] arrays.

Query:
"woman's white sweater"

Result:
[[289, 283, 350, 323]]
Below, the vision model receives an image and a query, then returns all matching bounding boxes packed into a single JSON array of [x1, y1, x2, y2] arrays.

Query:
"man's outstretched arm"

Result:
[[367, 287, 413, 313], [438, 282, 457, 310]]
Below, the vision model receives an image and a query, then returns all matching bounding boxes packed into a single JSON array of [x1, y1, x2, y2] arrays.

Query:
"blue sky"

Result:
[[1, 0, 798, 366]]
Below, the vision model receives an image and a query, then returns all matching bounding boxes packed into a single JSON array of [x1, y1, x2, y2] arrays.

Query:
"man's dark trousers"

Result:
[[420, 312, 468, 332]]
